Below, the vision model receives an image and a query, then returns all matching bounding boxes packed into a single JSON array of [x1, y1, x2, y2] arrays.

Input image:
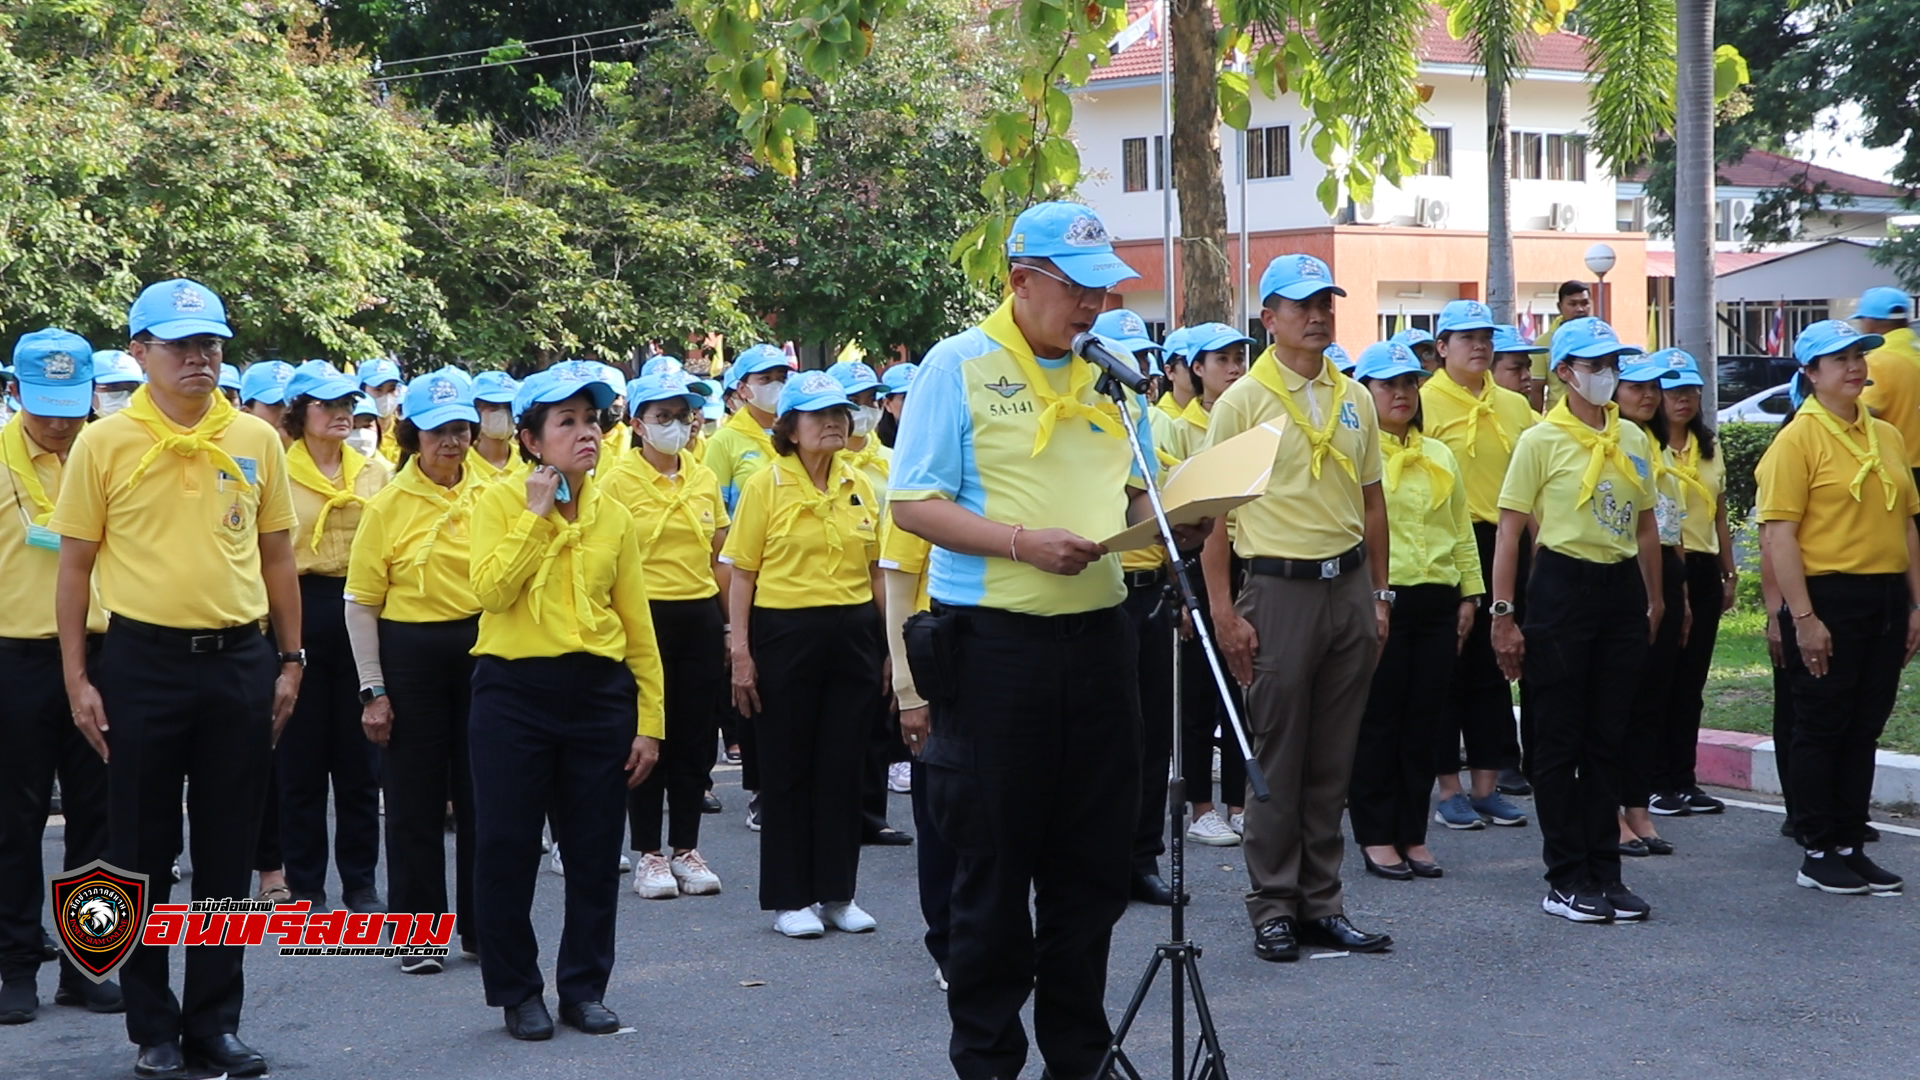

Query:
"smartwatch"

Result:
[[278, 649, 307, 668], [359, 685, 386, 706], [1489, 600, 1516, 618]]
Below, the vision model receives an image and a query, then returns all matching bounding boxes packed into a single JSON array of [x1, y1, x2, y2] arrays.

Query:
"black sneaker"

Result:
[[1864, 824, 1881, 843], [1683, 787, 1725, 814], [1496, 767, 1532, 796], [1797, 849, 1873, 895], [1601, 882, 1651, 921], [746, 794, 761, 833], [1839, 849, 1903, 894], [1648, 792, 1692, 816], [1541, 884, 1614, 923]]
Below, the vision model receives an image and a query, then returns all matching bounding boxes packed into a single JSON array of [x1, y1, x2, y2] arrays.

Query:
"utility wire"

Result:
[[373, 33, 683, 82], [376, 21, 655, 69]]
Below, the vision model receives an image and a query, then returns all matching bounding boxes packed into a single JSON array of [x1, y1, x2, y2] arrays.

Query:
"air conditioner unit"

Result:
[[1550, 202, 1578, 231], [1416, 197, 1450, 228], [1726, 198, 1753, 241]]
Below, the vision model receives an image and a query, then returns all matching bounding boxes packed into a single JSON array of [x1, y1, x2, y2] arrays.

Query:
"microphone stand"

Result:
[[1091, 366, 1268, 1080]]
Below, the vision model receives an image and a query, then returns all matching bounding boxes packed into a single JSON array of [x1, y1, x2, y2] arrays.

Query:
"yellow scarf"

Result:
[[466, 445, 516, 483], [1381, 430, 1455, 511], [1179, 397, 1210, 433], [983, 299, 1124, 456], [287, 438, 371, 552], [722, 404, 776, 459], [2, 415, 59, 524], [1156, 393, 1183, 419], [528, 479, 605, 633], [768, 454, 856, 574], [625, 449, 708, 549], [118, 387, 253, 498], [1665, 433, 1716, 505], [1247, 348, 1355, 480], [394, 458, 476, 587], [1426, 368, 1514, 458], [1543, 398, 1644, 508], [1800, 396, 1899, 510], [843, 439, 890, 484]]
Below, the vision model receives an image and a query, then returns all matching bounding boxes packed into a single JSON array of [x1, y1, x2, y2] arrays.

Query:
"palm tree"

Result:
[[1674, 0, 1717, 416]]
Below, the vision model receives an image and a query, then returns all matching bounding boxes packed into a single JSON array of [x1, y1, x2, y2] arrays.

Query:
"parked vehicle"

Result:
[[1718, 383, 1793, 425]]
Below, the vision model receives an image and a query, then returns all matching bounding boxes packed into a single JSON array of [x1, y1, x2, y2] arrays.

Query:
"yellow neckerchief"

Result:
[[1543, 398, 1643, 508], [1800, 395, 1899, 510], [467, 444, 514, 482], [723, 404, 776, 458], [1664, 432, 1716, 505], [768, 452, 858, 574], [1247, 348, 1355, 480], [981, 298, 1124, 456], [624, 447, 707, 549], [1426, 367, 1513, 458], [2, 414, 60, 524], [393, 457, 476, 587], [843, 436, 889, 482], [118, 387, 253, 497], [1179, 396, 1210, 433], [1381, 429, 1455, 511], [287, 437, 371, 552], [1156, 392, 1183, 419], [527, 475, 605, 633]]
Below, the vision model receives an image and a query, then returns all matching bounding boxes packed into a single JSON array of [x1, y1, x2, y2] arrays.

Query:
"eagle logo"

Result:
[[984, 377, 1026, 399], [78, 898, 118, 937]]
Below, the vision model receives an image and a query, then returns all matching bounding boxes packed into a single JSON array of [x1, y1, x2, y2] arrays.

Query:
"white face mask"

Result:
[[851, 405, 882, 438], [374, 390, 399, 418], [479, 411, 514, 440], [1570, 366, 1618, 407], [748, 380, 785, 412], [95, 390, 132, 416], [642, 420, 692, 456], [346, 428, 378, 456]]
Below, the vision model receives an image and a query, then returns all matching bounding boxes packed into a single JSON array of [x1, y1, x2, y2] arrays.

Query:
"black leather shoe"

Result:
[[504, 995, 554, 1040], [1363, 852, 1414, 881], [0, 978, 37, 1024], [701, 792, 724, 814], [54, 978, 124, 1013], [40, 926, 60, 962], [1300, 914, 1392, 953], [1252, 916, 1299, 962], [560, 1000, 621, 1035], [185, 1033, 266, 1077], [1618, 838, 1650, 857], [1130, 873, 1184, 906], [863, 828, 914, 846], [1404, 855, 1444, 878], [133, 1040, 186, 1079], [1640, 835, 1675, 856], [1496, 766, 1532, 796], [343, 887, 385, 914]]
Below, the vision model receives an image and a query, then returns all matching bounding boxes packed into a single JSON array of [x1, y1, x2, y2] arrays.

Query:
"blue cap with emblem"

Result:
[[1092, 309, 1161, 358], [473, 370, 519, 404], [1325, 342, 1355, 374], [513, 359, 618, 422], [404, 366, 480, 430], [1549, 317, 1643, 367], [1436, 299, 1498, 336], [13, 329, 96, 418], [285, 359, 363, 403], [353, 397, 377, 419], [827, 360, 886, 398], [777, 369, 855, 418], [643, 357, 715, 399], [1161, 326, 1193, 367], [1351, 341, 1426, 383], [1855, 286, 1914, 322], [240, 361, 296, 405], [1649, 348, 1704, 388], [1617, 357, 1669, 383], [219, 363, 242, 392], [627, 373, 708, 413], [1794, 319, 1883, 367], [1005, 202, 1141, 289], [881, 362, 918, 397], [723, 344, 792, 393], [358, 357, 402, 390], [1258, 254, 1346, 305], [92, 349, 146, 386], [129, 279, 232, 340], [1491, 324, 1548, 354], [1183, 322, 1255, 359], [1389, 328, 1437, 349]]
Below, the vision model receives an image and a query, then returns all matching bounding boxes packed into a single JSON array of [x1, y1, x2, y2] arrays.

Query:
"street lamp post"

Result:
[[1584, 242, 1617, 323]]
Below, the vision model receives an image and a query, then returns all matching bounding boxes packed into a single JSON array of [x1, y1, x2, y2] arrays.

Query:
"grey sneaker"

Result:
[[1434, 793, 1486, 830]]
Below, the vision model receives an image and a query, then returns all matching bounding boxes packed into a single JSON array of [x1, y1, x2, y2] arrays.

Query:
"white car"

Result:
[[1718, 383, 1793, 425]]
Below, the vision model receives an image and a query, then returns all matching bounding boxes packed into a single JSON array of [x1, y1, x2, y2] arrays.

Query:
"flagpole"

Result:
[[1236, 50, 1249, 336], [1160, 0, 1176, 332]]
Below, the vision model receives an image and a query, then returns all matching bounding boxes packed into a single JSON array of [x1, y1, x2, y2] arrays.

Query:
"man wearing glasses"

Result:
[[52, 279, 302, 1080]]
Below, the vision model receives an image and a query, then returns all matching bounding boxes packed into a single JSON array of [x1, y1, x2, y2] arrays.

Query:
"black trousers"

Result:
[[1778, 574, 1908, 850], [860, 695, 907, 836], [1444, 522, 1525, 773], [921, 604, 1139, 1080], [1350, 584, 1458, 848], [1622, 547, 1686, 808], [628, 599, 724, 853], [1183, 559, 1246, 808], [1773, 661, 1798, 834], [470, 654, 635, 1009], [0, 637, 108, 984], [1122, 571, 1173, 875], [1523, 550, 1647, 891], [1655, 552, 1726, 794], [379, 617, 477, 950], [750, 603, 884, 911], [910, 756, 957, 971], [100, 622, 274, 1046], [276, 574, 379, 897]]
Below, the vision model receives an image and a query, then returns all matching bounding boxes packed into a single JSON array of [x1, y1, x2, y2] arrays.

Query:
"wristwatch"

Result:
[[1489, 600, 1516, 618], [359, 685, 386, 706], [278, 649, 307, 668], [1372, 589, 1397, 606]]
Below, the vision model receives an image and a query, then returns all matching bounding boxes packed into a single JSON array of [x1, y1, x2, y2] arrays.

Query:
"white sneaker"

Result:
[[818, 900, 877, 933], [547, 844, 565, 875], [1228, 812, 1245, 837], [773, 908, 824, 938], [1186, 810, 1240, 847], [633, 853, 678, 899], [935, 965, 948, 992], [670, 850, 722, 895], [618, 853, 633, 874], [887, 761, 913, 793]]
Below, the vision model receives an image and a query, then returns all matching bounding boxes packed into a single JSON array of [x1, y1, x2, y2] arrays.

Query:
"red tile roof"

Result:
[[1627, 149, 1904, 198]]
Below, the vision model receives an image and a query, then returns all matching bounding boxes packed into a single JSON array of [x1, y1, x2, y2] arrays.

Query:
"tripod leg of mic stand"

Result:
[[1095, 951, 1164, 1080], [1181, 948, 1232, 1079]]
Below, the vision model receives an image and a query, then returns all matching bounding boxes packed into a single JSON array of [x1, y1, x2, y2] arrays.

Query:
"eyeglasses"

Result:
[[141, 336, 225, 358], [1016, 263, 1110, 305]]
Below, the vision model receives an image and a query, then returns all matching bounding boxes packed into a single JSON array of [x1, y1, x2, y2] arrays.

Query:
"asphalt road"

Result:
[[14, 772, 1918, 1080]]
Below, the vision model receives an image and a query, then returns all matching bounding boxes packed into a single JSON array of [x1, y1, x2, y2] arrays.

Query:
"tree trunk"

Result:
[[1486, 78, 1516, 324], [1170, 0, 1231, 326], [1676, 0, 1717, 418]]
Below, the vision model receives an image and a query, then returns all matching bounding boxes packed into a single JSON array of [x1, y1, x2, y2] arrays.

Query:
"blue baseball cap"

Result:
[[1491, 324, 1547, 354], [1618, 357, 1669, 383], [1325, 343, 1355, 373], [128, 279, 232, 340], [1351, 341, 1426, 383], [1649, 348, 1704, 388], [1185, 322, 1256, 358], [13, 329, 95, 418], [827, 360, 886, 398], [723, 344, 792, 393], [882, 362, 919, 397], [358, 358, 402, 389], [1794, 319, 1883, 367], [594, 362, 628, 397], [240, 360, 296, 405], [1549, 317, 1644, 367], [1436, 300, 1498, 336], [1161, 326, 1193, 367], [353, 397, 378, 419], [1856, 286, 1914, 321], [285, 359, 363, 403], [473, 370, 519, 404], [777, 369, 855, 417], [642, 355, 684, 378], [626, 373, 707, 414], [1005, 202, 1140, 289], [1092, 309, 1161, 357], [512, 359, 617, 422], [404, 366, 479, 430], [218, 363, 241, 392], [1257, 254, 1345, 304], [92, 349, 146, 386], [1389, 328, 1437, 349]]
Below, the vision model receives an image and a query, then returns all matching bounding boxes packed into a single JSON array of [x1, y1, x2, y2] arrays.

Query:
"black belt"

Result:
[[1124, 568, 1167, 590], [1247, 544, 1366, 581], [933, 603, 1122, 640], [109, 616, 263, 655]]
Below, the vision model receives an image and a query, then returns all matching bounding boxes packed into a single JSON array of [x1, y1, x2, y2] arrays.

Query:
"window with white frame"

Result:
[[1122, 137, 1149, 193], [1245, 126, 1291, 180], [1512, 130, 1587, 181], [1421, 127, 1452, 177]]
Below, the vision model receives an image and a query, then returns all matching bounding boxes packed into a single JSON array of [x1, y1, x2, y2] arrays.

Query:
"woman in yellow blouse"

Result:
[[469, 370, 521, 482], [601, 374, 730, 901], [344, 368, 484, 973], [276, 360, 391, 913], [1757, 321, 1919, 896], [467, 361, 665, 1040], [721, 371, 885, 940], [1347, 343, 1481, 879]]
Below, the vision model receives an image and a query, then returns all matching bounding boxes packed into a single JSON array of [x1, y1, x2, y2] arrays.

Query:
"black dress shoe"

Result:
[[343, 886, 385, 914], [1403, 854, 1444, 878], [0, 978, 37, 1024], [40, 926, 60, 962], [185, 1033, 266, 1077], [863, 828, 914, 846], [1130, 873, 1184, 906], [54, 978, 124, 1013], [1640, 835, 1675, 856], [504, 995, 554, 1040], [288, 888, 327, 908], [1618, 838, 1650, 857], [1496, 767, 1532, 796], [1252, 916, 1299, 962], [134, 1040, 186, 1079], [1362, 852, 1414, 881], [560, 1000, 621, 1035], [701, 792, 724, 814], [1299, 914, 1392, 953]]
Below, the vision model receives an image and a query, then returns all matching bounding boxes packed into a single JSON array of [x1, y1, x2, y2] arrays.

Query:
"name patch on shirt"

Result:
[[222, 456, 259, 486]]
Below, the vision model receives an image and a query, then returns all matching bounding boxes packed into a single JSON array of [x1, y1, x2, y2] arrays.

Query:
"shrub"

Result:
[[1718, 421, 1784, 522]]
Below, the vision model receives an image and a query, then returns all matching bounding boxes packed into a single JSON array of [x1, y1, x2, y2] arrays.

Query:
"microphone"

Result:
[[1071, 332, 1152, 394]]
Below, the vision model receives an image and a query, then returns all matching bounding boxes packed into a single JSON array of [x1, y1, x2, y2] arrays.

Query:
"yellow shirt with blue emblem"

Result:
[[721, 452, 880, 609], [704, 407, 777, 514], [1380, 431, 1483, 593], [599, 447, 730, 602], [1497, 404, 1655, 565], [1420, 369, 1539, 525], [0, 416, 107, 637]]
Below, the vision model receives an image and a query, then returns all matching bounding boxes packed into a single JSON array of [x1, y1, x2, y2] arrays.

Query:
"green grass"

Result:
[[1706, 607, 1920, 755]]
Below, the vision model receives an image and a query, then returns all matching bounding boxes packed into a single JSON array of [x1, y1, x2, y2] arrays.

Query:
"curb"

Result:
[[1696, 727, 1920, 810]]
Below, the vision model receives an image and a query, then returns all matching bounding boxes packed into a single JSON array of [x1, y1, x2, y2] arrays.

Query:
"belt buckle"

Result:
[[188, 633, 224, 654], [1319, 558, 1341, 580]]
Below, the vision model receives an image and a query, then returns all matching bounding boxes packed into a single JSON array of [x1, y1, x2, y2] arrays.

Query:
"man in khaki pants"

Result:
[[1201, 254, 1395, 963]]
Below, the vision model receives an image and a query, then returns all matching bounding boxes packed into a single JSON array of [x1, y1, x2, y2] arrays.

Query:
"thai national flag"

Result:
[[1765, 304, 1785, 357]]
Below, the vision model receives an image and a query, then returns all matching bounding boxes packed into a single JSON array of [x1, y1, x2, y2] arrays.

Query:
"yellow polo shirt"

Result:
[[842, 438, 891, 512], [1529, 317, 1568, 410], [344, 457, 484, 623], [1667, 433, 1726, 555], [705, 407, 778, 514], [1756, 398, 1920, 575], [468, 473, 666, 737], [466, 445, 522, 486], [1205, 350, 1382, 561], [599, 447, 730, 602], [287, 439, 391, 576], [51, 389, 296, 629], [878, 509, 933, 615], [1381, 431, 1483, 594], [721, 453, 880, 610], [602, 422, 632, 460], [1497, 403, 1655, 565], [1421, 368, 1539, 524], [1862, 327, 1920, 468], [0, 417, 106, 637]]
